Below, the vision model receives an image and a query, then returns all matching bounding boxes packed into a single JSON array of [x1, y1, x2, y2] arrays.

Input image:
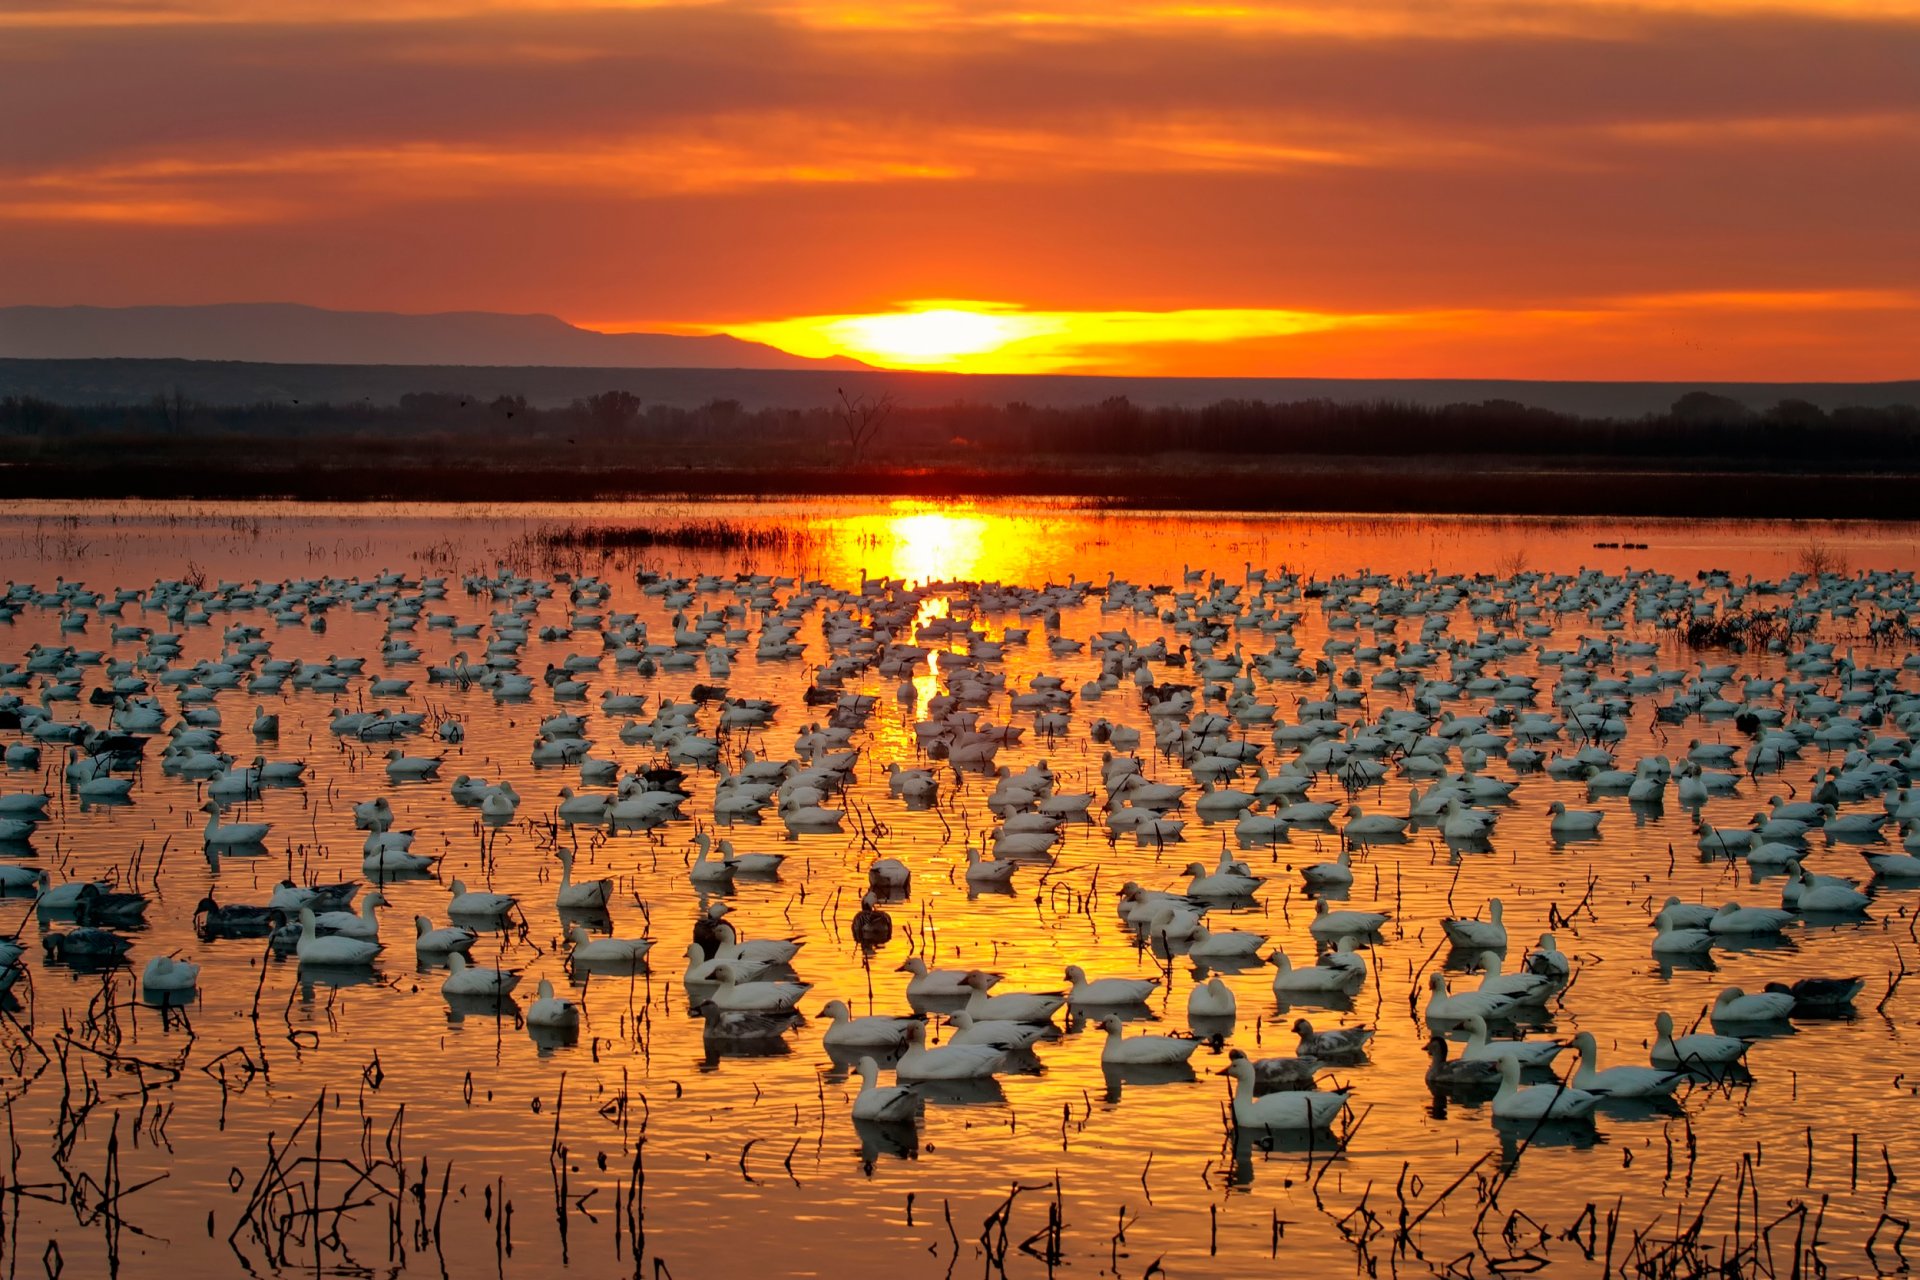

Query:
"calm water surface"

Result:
[[2, 500, 1919, 1280]]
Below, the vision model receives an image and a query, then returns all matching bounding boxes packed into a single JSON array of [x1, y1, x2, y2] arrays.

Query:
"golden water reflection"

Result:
[[0, 500, 1918, 1279]]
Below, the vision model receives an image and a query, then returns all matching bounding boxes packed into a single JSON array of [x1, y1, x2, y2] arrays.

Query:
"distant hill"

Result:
[[0, 303, 863, 371], [0, 355, 1915, 420]]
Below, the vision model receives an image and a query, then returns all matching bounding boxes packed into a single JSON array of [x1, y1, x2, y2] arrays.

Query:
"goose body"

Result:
[[961, 975, 1064, 1024], [1099, 1016, 1200, 1065], [1222, 1052, 1347, 1130], [1569, 1031, 1682, 1097], [1292, 1018, 1372, 1061], [569, 924, 652, 968], [414, 916, 478, 955], [852, 1056, 920, 1122], [1441, 898, 1507, 951], [442, 952, 520, 998], [1425, 1036, 1501, 1088], [710, 971, 811, 1013], [296, 907, 381, 966], [448, 879, 516, 917], [896, 1024, 1003, 1079], [527, 978, 580, 1029], [142, 954, 200, 993], [898, 957, 995, 1000], [1492, 1056, 1597, 1121], [819, 999, 920, 1049], [1188, 975, 1237, 1020], [1309, 899, 1389, 941], [1651, 1011, 1748, 1069], [1711, 985, 1796, 1022], [1064, 964, 1157, 1005], [1271, 948, 1364, 996], [202, 802, 269, 846], [1425, 972, 1516, 1026]]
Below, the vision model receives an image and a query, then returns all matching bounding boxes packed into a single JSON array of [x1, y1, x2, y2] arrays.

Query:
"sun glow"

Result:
[[725, 300, 1379, 373]]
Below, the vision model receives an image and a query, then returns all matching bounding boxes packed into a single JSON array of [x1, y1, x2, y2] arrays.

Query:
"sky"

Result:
[[2, 0, 1917, 378]]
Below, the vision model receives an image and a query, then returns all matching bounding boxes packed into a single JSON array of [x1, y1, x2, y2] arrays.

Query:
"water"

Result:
[[2, 499, 1919, 1280]]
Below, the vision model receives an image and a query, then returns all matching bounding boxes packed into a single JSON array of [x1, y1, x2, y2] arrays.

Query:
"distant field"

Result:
[[4, 356, 1918, 418]]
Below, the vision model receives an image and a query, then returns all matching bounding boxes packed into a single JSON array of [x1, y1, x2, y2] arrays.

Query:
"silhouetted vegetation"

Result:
[[6, 388, 1917, 463], [4, 387, 1918, 514]]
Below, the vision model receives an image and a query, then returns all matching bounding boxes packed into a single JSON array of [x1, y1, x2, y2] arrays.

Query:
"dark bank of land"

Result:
[[4, 383, 1917, 517]]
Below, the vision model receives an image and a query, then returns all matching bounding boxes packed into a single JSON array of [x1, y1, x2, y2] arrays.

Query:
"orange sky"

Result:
[[3, 0, 1918, 377]]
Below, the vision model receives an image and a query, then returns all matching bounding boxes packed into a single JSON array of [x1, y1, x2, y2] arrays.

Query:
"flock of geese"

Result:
[[2, 557, 1917, 1148]]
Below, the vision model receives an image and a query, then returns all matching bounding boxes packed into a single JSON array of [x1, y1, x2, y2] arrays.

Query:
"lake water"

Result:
[[2, 499, 1919, 1280]]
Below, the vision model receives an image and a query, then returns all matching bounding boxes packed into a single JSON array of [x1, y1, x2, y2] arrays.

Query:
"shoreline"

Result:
[[5, 457, 1917, 518]]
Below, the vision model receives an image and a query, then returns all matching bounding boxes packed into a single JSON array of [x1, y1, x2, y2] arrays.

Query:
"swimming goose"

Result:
[[1221, 1051, 1347, 1130], [1650, 1011, 1748, 1070], [1425, 972, 1516, 1026], [1569, 1031, 1681, 1097], [965, 846, 1018, 887], [851, 893, 893, 946], [1473, 950, 1553, 1003], [1547, 801, 1604, 836], [414, 916, 478, 955], [1457, 1014, 1564, 1068], [1063, 965, 1157, 1005], [1271, 948, 1364, 996], [1424, 1036, 1501, 1088], [1290, 1018, 1372, 1062], [1309, 899, 1389, 942], [946, 1011, 1050, 1050], [527, 978, 580, 1030], [569, 924, 652, 969], [961, 973, 1064, 1024], [897, 957, 996, 1000], [896, 1024, 1003, 1080], [1182, 861, 1264, 898], [1492, 1057, 1597, 1122], [1711, 985, 1796, 1023], [295, 907, 381, 966], [1187, 975, 1236, 1020], [819, 999, 921, 1050], [1099, 1016, 1200, 1065], [555, 847, 613, 909], [1523, 933, 1572, 979], [1299, 849, 1353, 888], [448, 879, 516, 918], [709, 970, 811, 1013], [851, 1056, 921, 1122], [1441, 898, 1507, 951], [1185, 923, 1267, 960], [201, 801, 269, 846], [442, 952, 520, 998], [142, 954, 200, 995]]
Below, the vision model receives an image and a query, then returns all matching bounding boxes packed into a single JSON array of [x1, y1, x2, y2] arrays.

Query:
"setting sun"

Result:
[[723, 300, 1392, 373], [729, 301, 1058, 371]]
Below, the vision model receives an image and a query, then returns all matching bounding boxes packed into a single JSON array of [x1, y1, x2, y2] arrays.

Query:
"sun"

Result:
[[726, 300, 1061, 371], [829, 307, 1030, 366]]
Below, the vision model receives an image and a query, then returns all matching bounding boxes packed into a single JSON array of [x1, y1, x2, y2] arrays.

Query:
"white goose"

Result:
[[1098, 1016, 1200, 1065], [1220, 1051, 1347, 1130], [851, 1056, 920, 1122], [295, 907, 381, 966], [201, 801, 269, 846]]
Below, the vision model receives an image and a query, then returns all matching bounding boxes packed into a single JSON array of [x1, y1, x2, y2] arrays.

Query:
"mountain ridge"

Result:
[[0, 302, 863, 371]]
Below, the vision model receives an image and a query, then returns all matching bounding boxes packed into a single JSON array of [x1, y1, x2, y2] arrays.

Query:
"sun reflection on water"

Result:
[[838, 504, 998, 588]]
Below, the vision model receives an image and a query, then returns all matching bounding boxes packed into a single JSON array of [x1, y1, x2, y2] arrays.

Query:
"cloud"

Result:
[[0, 0, 1914, 377]]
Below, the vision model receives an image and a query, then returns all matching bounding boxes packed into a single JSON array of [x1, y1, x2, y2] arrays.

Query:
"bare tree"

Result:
[[1798, 540, 1849, 579], [835, 387, 894, 466]]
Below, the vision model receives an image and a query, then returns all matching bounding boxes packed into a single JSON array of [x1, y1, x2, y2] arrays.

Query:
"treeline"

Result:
[[3, 386, 1918, 465]]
